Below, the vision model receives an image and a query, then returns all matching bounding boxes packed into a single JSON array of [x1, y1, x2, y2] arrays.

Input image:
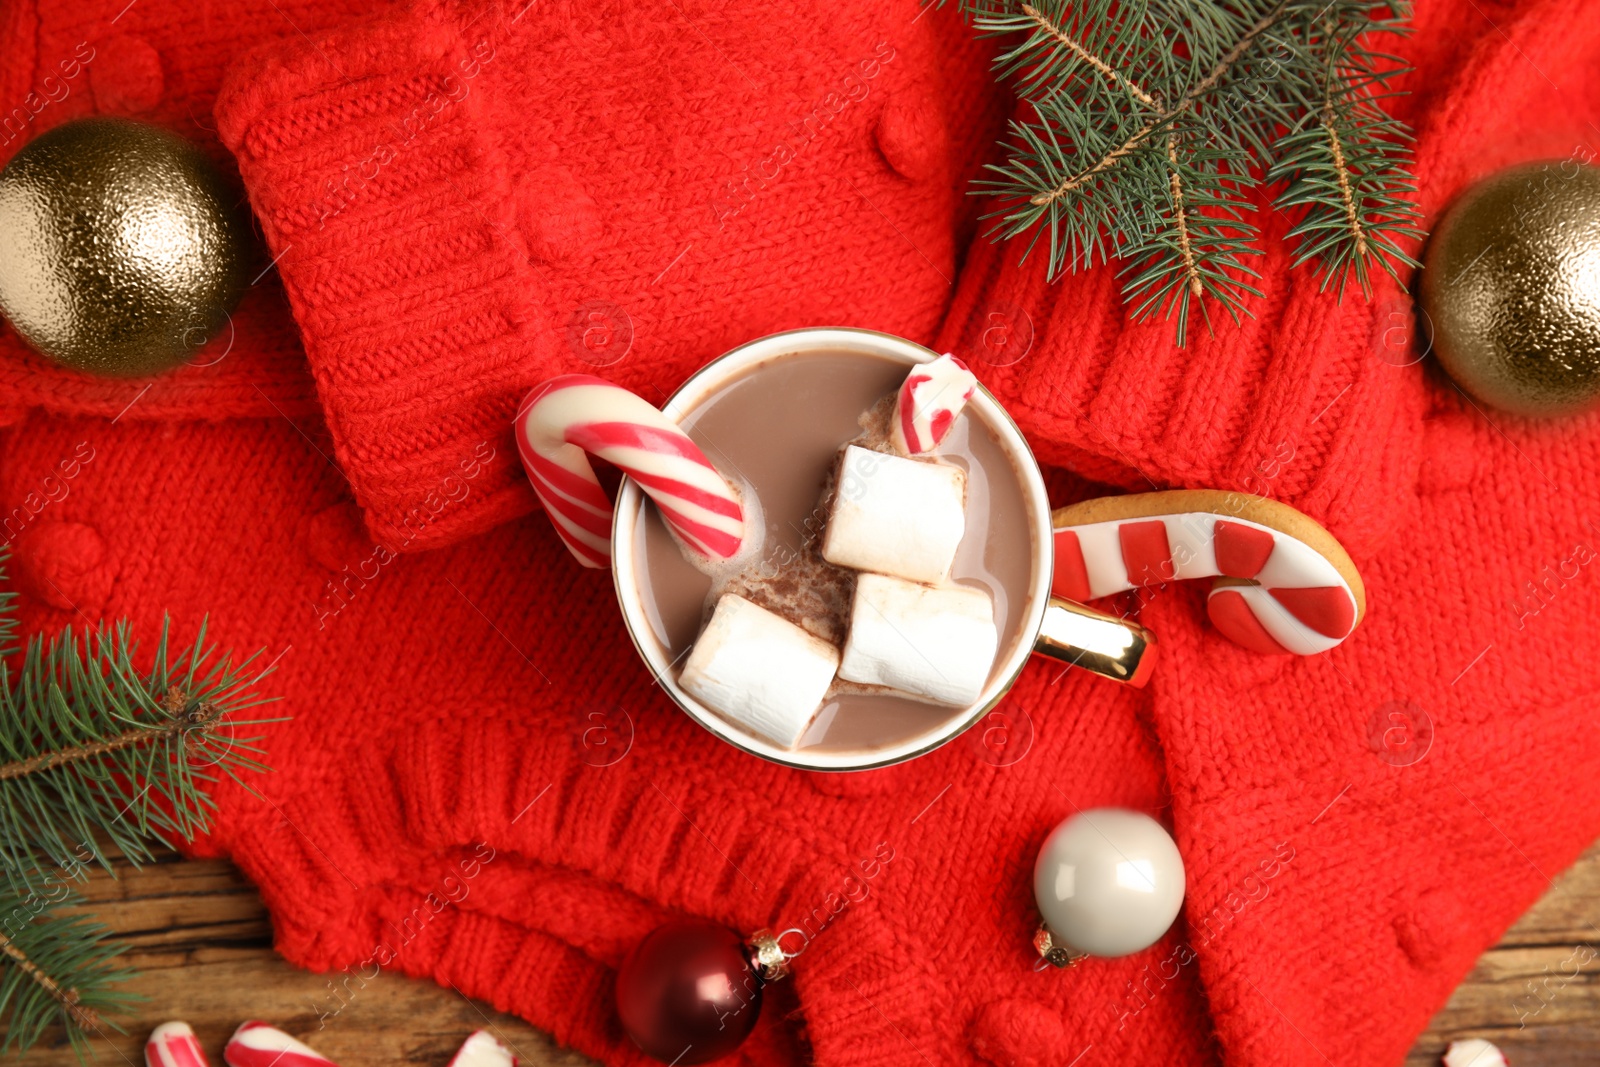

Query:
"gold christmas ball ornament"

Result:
[[0, 117, 249, 377], [1420, 161, 1600, 416]]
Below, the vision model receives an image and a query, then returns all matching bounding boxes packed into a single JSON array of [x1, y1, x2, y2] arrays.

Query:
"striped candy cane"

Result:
[[146, 1022, 210, 1067], [449, 1031, 518, 1067], [223, 1022, 338, 1067], [892, 353, 977, 456], [1443, 1040, 1507, 1067], [515, 375, 746, 569], [1051, 491, 1366, 655]]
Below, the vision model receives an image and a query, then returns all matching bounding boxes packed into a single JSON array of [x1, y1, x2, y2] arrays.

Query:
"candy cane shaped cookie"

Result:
[[515, 375, 746, 569], [223, 1023, 339, 1067], [1051, 490, 1366, 655], [893, 353, 978, 455], [146, 1023, 211, 1067]]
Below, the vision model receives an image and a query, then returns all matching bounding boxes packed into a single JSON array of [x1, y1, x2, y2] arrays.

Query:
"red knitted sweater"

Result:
[[4, 1, 1600, 1065]]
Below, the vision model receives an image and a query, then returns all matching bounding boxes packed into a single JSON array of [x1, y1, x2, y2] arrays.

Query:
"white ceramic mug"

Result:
[[612, 327, 1151, 771]]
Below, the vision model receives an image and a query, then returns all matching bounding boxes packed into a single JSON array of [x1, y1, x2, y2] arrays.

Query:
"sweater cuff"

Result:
[[935, 230, 1430, 560], [215, 3, 548, 551]]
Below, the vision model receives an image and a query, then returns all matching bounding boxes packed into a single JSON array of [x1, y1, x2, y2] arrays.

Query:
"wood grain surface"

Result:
[[6, 845, 1599, 1066]]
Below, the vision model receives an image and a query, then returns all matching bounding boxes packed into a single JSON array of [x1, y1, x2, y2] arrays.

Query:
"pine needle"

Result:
[[0, 554, 14, 662], [950, 0, 1420, 343]]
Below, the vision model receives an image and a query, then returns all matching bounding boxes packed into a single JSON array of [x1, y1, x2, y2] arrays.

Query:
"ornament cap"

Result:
[[1033, 923, 1086, 969], [746, 928, 791, 982]]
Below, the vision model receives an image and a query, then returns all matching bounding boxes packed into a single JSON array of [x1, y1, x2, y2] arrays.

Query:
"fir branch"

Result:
[[0, 688, 223, 782], [970, 0, 1165, 111], [1166, 134, 1203, 298], [1266, 8, 1423, 296], [954, 0, 1421, 342], [0, 619, 280, 893], [1117, 128, 1264, 337], [1019, 3, 1159, 108], [1022, 1, 1293, 210], [0, 556, 280, 1057], [1322, 114, 1370, 258], [0, 882, 138, 1059], [0, 920, 107, 1033], [1194, 2, 1297, 101], [1029, 117, 1158, 208]]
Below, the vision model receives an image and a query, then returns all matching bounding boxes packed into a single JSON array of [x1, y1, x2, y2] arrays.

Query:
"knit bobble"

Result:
[[1418, 410, 1486, 495], [90, 36, 166, 113], [1394, 889, 1464, 969], [14, 522, 115, 613], [522, 172, 604, 267], [875, 93, 946, 181], [969, 998, 1066, 1067], [306, 502, 369, 573]]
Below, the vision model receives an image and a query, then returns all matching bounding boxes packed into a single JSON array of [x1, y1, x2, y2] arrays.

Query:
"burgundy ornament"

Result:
[[616, 920, 774, 1064]]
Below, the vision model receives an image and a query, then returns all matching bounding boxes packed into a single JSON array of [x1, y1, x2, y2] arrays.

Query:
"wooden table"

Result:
[[10, 846, 1600, 1066]]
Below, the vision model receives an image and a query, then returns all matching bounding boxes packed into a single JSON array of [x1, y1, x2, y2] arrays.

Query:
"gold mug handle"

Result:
[[1034, 511, 1157, 687], [1034, 595, 1156, 686]]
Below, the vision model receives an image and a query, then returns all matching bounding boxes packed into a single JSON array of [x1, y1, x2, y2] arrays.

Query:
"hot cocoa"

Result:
[[630, 349, 1038, 756]]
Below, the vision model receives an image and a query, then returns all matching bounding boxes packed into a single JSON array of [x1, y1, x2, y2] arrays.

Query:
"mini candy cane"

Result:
[[892, 353, 977, 455], [1443, 1039, 1506, 1067], [515, 375, 745, 569], [146, 1022, 210, 1067], [1051, 490, 1366, 656], [449, 1031, 518, 1067], [223, 1022, 338, 1067]]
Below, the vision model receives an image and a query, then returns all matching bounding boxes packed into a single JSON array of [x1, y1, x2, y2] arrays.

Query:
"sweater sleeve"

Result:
[[214, 4, 553, 551], [214, 0, 1006, 551]]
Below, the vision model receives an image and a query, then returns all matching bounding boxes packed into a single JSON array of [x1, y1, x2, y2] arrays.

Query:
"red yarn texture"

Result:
[[5, 1, 1600, 1065]]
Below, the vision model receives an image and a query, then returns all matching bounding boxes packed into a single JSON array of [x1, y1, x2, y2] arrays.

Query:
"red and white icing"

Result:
[[146, 1022, 210, 1067], [1442, 1039, 1507, 1067], [448, 1030, 518, 1067], [1052, 511, 1359, 655], [223, 1022, 339, 1067], [892, 353, 977, 455], [515, 375, 746, 569]]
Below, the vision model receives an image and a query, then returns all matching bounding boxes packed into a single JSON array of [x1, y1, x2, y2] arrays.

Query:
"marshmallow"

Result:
[[822, 445, 966, 585], [839, 573, 998, 706], [679, 594, 840, 748]]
